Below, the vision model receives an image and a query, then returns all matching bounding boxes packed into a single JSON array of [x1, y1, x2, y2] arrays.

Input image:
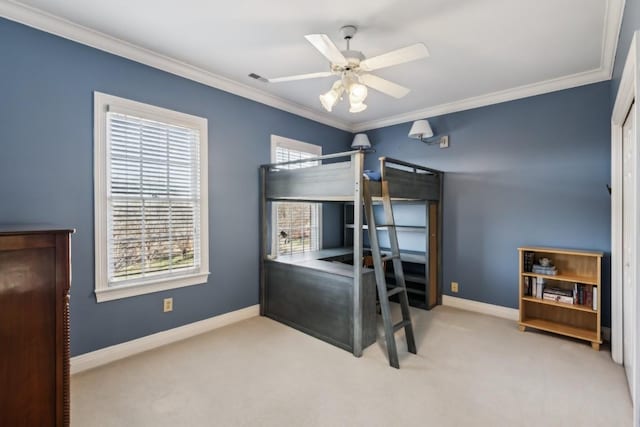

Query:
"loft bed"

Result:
[[259, 150, 443, 358], [263, 151, 440, 202]]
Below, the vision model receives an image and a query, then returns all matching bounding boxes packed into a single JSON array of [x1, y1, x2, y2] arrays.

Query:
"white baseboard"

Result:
[[442, 296, 612, 343], [442, 295, 519, 321], [71, 304, 259, 375]]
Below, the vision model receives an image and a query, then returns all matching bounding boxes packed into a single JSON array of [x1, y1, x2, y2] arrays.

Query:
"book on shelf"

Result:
[[543, 293, 574, 304], [523, 276, 531, 296], [523, 251, 535, 272], [532, 264, 558, 275], [531, 277, 536, 297], [528, 277, 533, 297], [543, 287, 573, 297], [542, 286, 573, 304], [568, 283, 596, 309], [534, 277, 545, 299], [577, 284, 584, 305], [524, 276, 538, 297], [585, 286, 592, 308]]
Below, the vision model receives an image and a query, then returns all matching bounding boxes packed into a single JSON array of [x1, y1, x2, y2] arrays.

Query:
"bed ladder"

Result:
[[362, 180, 417, 369]]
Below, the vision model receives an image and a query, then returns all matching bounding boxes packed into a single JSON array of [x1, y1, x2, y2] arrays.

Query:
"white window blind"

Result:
[[271, 137, 321, 255], [107, 112, 202, 283], [95, 93, 208, 302]]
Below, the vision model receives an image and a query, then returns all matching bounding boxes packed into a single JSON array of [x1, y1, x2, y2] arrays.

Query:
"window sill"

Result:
[[94, 272, 210, 303]]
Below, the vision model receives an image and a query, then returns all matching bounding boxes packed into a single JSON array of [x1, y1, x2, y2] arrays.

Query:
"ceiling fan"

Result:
[[249, 25, 429, 113]]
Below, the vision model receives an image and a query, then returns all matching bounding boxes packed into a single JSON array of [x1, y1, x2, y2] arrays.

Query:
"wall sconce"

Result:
[[351, 133, 372, 150], [408, 119, 449, 148]]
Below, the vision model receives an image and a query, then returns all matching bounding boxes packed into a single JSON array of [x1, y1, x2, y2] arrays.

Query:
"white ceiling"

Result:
[[3, 0, 624, 131]]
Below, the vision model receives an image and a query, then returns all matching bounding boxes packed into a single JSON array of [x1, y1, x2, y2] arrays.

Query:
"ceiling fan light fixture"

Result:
[[319, 92, 337, 112], [349, 101, 367, 113], [319, 80, 344, 112], [349, 82, 368, 103]]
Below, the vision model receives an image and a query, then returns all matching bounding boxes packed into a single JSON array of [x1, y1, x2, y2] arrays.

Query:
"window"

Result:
[[271, 135, 321, 255], [94, 92, 209, 302]]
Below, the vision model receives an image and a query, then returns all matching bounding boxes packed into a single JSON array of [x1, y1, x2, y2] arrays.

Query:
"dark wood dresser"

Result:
[[0, 227, 74, 427]]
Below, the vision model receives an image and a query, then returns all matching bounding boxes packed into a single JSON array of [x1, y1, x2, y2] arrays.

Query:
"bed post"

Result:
[[352, 151, 364, 357], [259, 166, 267, 316]]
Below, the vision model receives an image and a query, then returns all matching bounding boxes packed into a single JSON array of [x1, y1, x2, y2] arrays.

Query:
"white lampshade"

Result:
[[349, 83, 368, 104], [319, 90, 339, 112], [351, 133, 371, 150], [348, 82, 368, 113], [319, 80, 344, 112], [349, 102, 367, 113], [408, 119, 434, 140]]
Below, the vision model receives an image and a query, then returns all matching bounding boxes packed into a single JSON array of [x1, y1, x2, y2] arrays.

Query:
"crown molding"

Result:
[[1, 0, 625, 134], [601, 0, 626, 79], [351, 67, 610, 132], [0, 0, 353, 132]]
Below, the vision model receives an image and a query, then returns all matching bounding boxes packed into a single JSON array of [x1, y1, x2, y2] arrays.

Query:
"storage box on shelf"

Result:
[[344, 201, 439, 309], [518, 246, 603, 350]]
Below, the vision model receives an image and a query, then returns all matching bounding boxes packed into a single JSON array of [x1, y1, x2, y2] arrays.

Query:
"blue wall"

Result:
[[0, 18, 351, 356], [364, 82, 612, 325]]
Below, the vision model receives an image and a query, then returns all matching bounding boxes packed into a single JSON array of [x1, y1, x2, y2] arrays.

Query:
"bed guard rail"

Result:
[[379, 156, 442, 180], [261, 150, 362, 170]]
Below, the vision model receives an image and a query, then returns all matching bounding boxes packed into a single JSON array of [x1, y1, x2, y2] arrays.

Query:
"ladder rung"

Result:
[[381, 254, 400, 262], [386, 287, 404, 297], [394, 320, 412, 332]]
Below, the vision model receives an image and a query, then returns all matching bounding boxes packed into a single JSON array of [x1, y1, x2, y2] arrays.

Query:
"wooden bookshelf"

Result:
[[518, 246, 603, 350]]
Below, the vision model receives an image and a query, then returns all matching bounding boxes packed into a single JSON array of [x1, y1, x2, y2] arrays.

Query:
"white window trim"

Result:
[[270, 135, 322, 256], [94, 92, 209, 302]]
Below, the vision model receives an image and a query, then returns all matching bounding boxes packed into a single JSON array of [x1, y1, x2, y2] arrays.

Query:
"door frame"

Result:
[[612, 30, 640, 423]]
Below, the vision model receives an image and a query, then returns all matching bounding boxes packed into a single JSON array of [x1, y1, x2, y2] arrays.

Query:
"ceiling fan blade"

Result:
[[359, 74, 410, 99], [248, 71, 333, 83], [304, 34, 348, 66], [360, 43, 429, 72], [267, 71, 334, 83]]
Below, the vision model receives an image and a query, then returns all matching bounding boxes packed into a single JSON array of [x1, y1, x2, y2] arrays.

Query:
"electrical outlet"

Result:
[[439, 135, 449, 148], [163, 298, 173, 312], [451, 281, 459, 293]]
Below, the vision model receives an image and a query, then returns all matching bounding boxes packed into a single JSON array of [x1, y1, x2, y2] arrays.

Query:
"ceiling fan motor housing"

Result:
[[333, 50, 365, 72]]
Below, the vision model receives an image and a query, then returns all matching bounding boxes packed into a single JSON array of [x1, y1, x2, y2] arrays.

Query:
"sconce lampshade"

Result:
[[408, 119, 434, 140], [351, 133, 371, 150]]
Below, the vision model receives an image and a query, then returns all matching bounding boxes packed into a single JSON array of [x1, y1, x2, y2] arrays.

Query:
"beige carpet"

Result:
[[72, 306, 632, 426]]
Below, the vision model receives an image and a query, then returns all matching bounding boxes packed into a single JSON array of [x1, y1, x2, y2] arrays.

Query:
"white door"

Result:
[[623, 101, 636, 399]]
